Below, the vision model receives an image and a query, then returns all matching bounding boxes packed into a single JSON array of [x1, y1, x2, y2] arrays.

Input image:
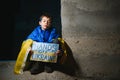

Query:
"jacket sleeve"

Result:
[[48, 28, 60, 42], [27, 27, 39, 41]]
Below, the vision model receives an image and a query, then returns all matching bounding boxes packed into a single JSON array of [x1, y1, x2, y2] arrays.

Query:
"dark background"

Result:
[[0, 0, 61, 60]]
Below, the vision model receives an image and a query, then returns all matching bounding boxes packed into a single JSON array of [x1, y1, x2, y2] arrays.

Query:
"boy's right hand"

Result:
[[29, 50, 33, 55]]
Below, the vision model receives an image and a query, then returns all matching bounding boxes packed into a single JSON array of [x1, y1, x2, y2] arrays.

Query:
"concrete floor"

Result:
[[0, 61, 118, 80], [0, 61, 79, 80]]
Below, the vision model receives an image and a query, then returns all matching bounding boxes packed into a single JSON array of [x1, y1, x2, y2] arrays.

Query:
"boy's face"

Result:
[[39, 16, 51, 30]]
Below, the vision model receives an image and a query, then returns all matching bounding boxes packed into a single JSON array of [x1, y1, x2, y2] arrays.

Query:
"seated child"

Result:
[[26, 13, 63, 74]]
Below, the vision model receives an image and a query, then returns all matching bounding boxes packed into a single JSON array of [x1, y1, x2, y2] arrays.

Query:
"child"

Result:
[[26, 13, 63, 74]]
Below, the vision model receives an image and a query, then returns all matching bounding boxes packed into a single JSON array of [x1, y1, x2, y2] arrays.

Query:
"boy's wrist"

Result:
[[57, 49, 64, 56]]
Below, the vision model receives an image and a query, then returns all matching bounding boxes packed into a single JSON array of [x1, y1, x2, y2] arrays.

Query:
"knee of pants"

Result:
[[52, 39, 59, 44]]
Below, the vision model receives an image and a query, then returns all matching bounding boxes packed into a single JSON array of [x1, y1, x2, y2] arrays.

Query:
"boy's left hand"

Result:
[[55, 50, 62, 56]]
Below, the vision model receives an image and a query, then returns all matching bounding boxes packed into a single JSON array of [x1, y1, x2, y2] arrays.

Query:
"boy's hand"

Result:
[[29, 50, 33, 55], [55, 50, 62, 56]]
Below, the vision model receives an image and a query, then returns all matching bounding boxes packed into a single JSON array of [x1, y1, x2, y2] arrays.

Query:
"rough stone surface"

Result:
[[61, 0, 120, 79]]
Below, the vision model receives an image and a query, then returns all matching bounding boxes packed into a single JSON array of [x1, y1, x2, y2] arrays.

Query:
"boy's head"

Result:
[[39, 13, 52, 30]]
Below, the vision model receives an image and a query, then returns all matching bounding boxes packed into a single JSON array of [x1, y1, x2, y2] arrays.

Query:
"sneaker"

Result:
[[44, 63, 54, 73], [30, 62, 44, 75]]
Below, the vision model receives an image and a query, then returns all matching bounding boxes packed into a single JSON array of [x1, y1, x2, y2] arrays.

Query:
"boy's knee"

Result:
[[52, 39, 59, 44]]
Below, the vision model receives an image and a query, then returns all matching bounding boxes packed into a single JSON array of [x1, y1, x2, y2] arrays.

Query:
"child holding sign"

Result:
[[27, 13, 63, 74]]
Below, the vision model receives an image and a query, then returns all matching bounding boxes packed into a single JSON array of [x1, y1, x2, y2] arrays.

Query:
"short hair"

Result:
[[39, 13, 52, 22]]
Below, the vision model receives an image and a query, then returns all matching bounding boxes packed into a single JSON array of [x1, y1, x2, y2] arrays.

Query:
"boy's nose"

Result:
[[46, 21, 49, 24]]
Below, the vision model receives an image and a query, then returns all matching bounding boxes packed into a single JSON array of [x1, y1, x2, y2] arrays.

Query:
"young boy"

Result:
[[26, 13, 63, 74]]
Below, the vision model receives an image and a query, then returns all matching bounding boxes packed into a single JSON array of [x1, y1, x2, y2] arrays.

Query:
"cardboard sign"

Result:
[[30, 41, 59, 63]]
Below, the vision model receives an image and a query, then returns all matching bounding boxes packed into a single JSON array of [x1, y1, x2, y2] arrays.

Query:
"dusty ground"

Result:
[[0, 61, 117, 80], [0, 61, 79, 80]]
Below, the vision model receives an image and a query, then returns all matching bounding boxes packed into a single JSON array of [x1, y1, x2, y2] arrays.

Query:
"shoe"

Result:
[[44, 63, 54, 73], [23, 61, 33, 71], [30, 62, 44, 75]]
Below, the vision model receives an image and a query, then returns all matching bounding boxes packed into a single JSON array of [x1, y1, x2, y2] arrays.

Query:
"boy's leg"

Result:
[[44, 62, 55, 73], [30, 61, 45, 74], [52, 39, 59, 44]]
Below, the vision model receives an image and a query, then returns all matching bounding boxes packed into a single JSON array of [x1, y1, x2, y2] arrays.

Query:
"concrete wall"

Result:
[[61, 0, 120, 79]]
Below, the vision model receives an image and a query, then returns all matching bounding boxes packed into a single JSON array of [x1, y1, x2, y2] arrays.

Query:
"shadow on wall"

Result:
[[53, 41, 81, 76]]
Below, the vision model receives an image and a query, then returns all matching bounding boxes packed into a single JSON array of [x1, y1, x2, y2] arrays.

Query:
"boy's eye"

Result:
[[42, 20, 46, 22], [48, 21, 51, 23]]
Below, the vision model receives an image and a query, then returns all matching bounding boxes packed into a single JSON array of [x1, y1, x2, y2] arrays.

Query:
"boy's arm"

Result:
[[27, 29, 37, 40]]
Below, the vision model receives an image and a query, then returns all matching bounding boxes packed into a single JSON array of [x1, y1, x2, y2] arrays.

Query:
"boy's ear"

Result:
[[39, 21, 41, 25]]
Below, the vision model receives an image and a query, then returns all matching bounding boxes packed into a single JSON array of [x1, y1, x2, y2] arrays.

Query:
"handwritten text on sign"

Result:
[[30, 41, 59, 63]]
